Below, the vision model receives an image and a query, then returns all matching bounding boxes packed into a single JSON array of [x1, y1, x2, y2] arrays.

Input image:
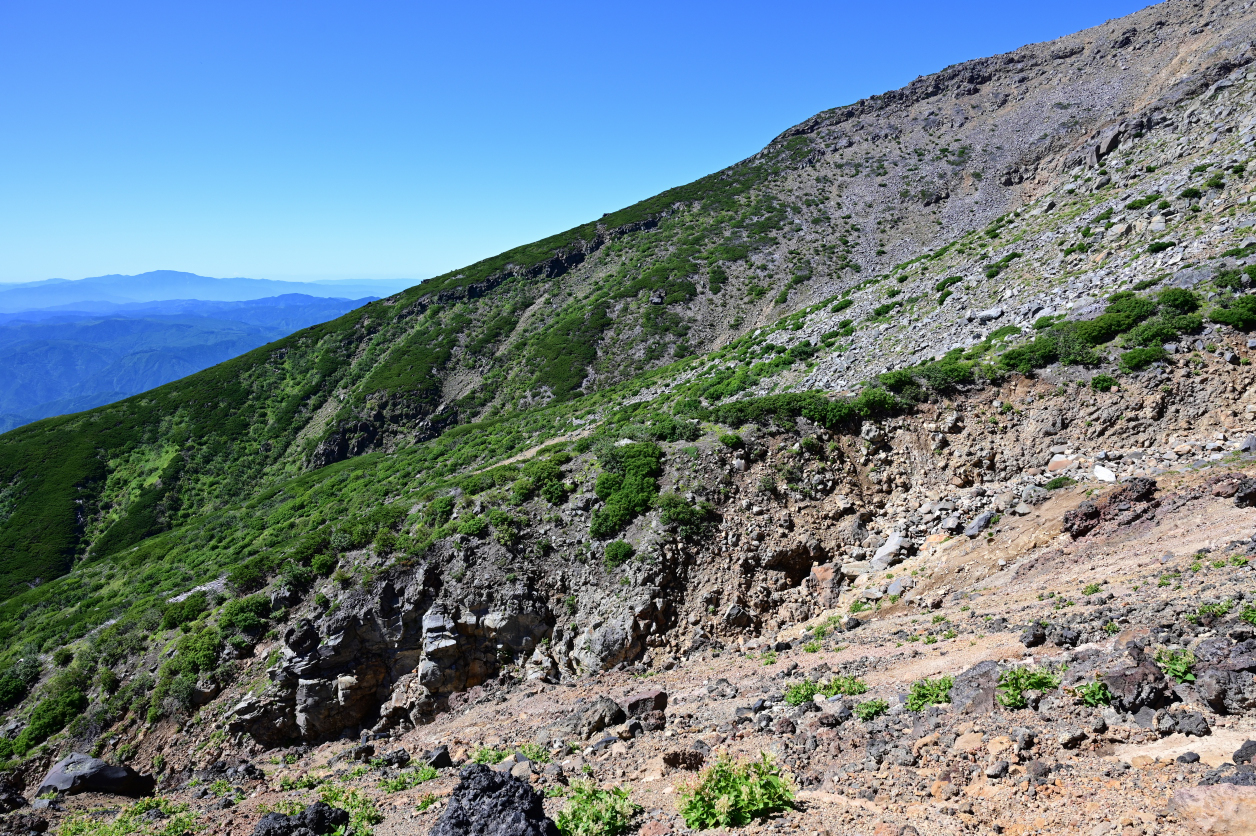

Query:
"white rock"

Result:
[[1094, 465, 1117, 482]]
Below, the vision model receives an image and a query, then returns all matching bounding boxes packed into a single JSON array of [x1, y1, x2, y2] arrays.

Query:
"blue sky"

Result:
[[0, 0, 1149, 285]]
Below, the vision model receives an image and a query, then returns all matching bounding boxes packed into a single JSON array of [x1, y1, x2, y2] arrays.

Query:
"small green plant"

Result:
[[1198, 600, 1233, 618], [853, 699, 889, 721], [417, 793, 438, 812], [1233, 556, 1250, 568], [677, 753, 794, 830], [1045, 476, 1076, 490], [1242, 605, 1256, 627], [209, 778, 234, 797], [1083, 583, 1103, 596], [997, 666, 1061, 709], [802, 640, 821, 653], [318, 783, 384, 836], [472, 747, 508, 765], [56, 797, 199, 836], [849, 600, 869, 614], [906, 676, 953, 711], [1155, 649, 1196, 683], [379, 765, 438, 792], [518, 742, 552, 764], [555, 780, 641, 836], [1074, 680, 1113, 707], [1104, 622, 1120, 635], [760, 650, 777, 666], [278, 773, 324, 791]]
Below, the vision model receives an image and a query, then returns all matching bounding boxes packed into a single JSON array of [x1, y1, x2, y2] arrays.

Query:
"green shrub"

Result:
[[906, 676, 953, 711], [1119, 346, 1167, 372], [161, 591, 208, 630], [1146, 241, 1176, 254], [15, 681, 87, 753], [1211, 295, 1256, 330], [471, 747, 508, 765], [555, 781, 641, 836], [1044, 476, 1075, 490], [317, 783, 384, 836], [677, 753, 794, 830], [311, 553, 338, 576], [1158, 288, 1200, 314], [996, 666, 1061, 709], [602, 540, 634, 569], [656, 493, 712, 538], [457, 515, 488, 537], [852, 699, 889, 721], [378, 766, 438, 792], [219, 595, 271, 633], [428, 496, 455, 527], [52, 647, 73, 668], [718, 433, 743, 449], [783, 674, 866, 706], [589, 443, 663, 538], [1090, 374, 1117, 392], [1180, 186, 1203, 200]]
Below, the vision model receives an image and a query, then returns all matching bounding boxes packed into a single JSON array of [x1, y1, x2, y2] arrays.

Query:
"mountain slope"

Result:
[[5, 2, 1256, 811]]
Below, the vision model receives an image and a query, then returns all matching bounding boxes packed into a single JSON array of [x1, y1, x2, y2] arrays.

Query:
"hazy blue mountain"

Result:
[[0, 270, 416, 313], [0, 294, 374, 432]]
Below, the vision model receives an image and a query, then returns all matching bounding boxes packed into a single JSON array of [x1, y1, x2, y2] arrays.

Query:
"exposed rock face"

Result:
[[1062, 477, 1157, 538], [0, 777, 26, 813], [428, 764, 558, 836], [37, 753, 155, 798], [1195, 638, 1256, 715], [229, 568, 553, 745]]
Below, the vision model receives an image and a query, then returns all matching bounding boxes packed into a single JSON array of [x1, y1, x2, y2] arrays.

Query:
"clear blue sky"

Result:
[[0, 0, 1149, 285]]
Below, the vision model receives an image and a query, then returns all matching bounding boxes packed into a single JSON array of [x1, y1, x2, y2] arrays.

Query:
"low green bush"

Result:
[[1090, 374, 1117, 392], [603, 540, 634, 569], [677, 753, 794, 830], [852, 699, 889, 721], [996, 666, 1061, 709], [906, 676, 953, 711], [555, 781, 641, 836], [456, 515, 488, 537], [1119, 346, 1167, 372], [1074, 680, 1113, 707]]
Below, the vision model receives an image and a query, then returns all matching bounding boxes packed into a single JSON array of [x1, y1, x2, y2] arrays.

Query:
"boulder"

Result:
[[624, 690, 667, 717], [1100, 645, 1170, 714], [964, 511, 995, 538], [870, 533, 912, 571], [429, 764, 558, 836], [0, 777, 26, 813], [252, 802, 349, 836], [425, 746, 454, 769], [1169, 784, 1256, 836], [37, 753, 155, 798], [572, 697, 626, 739], [950, 661, 1000, 714]]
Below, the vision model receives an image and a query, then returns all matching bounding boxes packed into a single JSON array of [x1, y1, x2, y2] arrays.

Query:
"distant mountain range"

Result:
[[0, 293, 375, 432], [0, 270, 417, 313]]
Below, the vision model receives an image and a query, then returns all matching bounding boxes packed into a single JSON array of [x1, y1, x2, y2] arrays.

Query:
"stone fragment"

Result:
[[1169, 784, 1256, 836]]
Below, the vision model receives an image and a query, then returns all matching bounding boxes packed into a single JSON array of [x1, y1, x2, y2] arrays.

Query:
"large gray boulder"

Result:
[[37, 753, 155, 798], [951, 661, 1001, 714], [870, 533, 912, 571], [429, 764, 558, 836]]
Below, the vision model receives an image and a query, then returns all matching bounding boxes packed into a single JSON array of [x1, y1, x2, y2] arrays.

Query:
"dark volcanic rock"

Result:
[[428, 764, 558, 836], [251, 802, 349, 836], [950, 660, 999, 714], [0, 813, 47, 834], [37, 753, 155, 798], [1062, 477, 1156, 538], [0, 777, 26, 813]]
